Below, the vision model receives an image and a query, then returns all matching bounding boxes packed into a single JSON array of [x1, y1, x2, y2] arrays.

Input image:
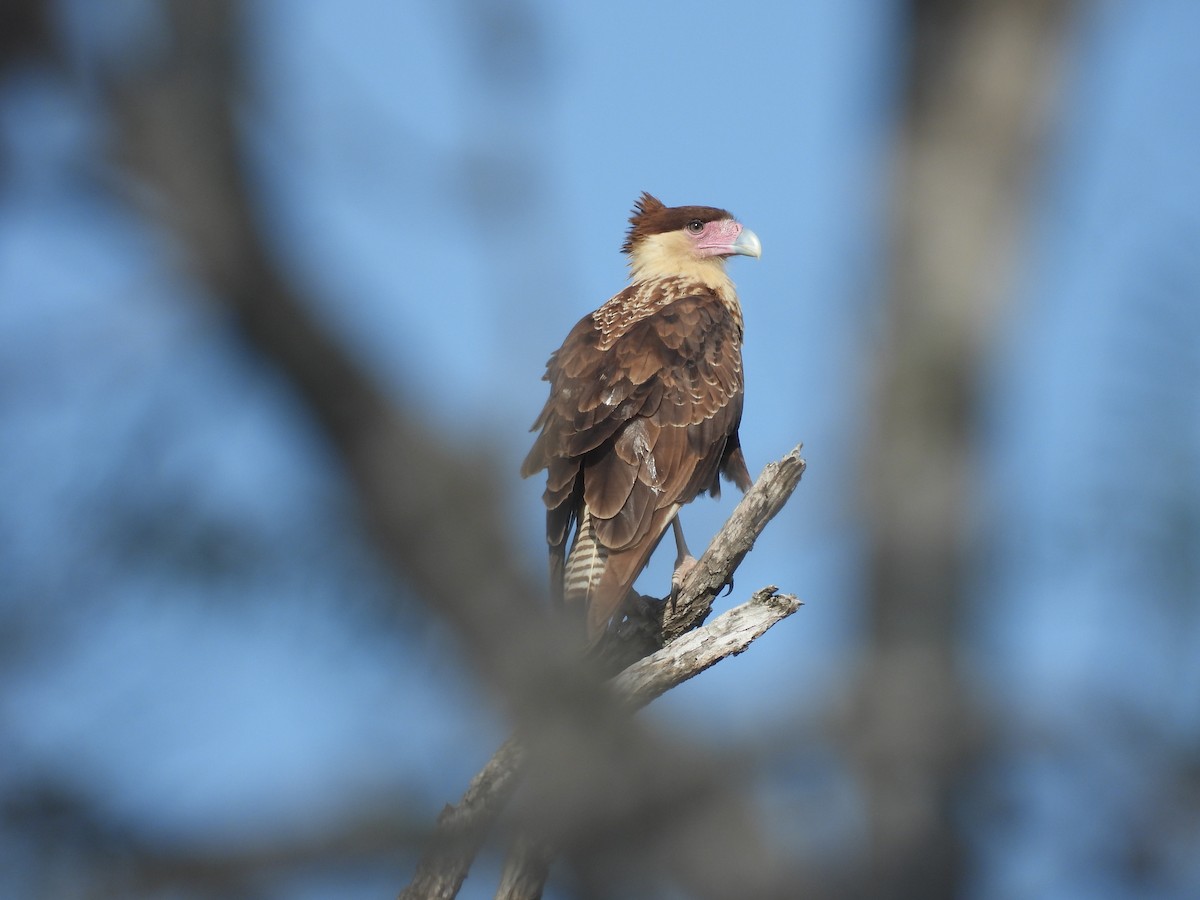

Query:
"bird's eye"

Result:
[[686, 220, 704, 234]]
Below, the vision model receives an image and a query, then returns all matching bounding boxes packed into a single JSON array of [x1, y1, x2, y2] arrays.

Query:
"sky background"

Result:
[[2, 1, 1199, 897]]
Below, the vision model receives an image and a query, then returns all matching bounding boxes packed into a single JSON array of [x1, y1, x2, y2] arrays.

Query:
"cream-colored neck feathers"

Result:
[[627, 230, 737, 295]]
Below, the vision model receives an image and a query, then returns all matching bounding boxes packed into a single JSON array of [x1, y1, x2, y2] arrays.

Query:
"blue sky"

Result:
[[2, 1, 1199, 897]]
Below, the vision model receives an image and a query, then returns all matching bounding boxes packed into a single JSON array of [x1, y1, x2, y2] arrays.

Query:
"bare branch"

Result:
[[405, 586, 801, 900], [663, 444, 807, 641], [491, 587, 802, 899], [98, 0, 571, 702], [615, 586, 801, 706], [400, 448, 806, 899]]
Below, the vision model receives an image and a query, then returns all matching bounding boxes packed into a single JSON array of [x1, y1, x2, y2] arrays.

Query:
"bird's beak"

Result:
[[730, 227, 762, 259]]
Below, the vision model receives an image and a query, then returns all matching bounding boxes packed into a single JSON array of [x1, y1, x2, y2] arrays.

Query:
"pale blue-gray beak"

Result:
[[731, 227, 762, 259]]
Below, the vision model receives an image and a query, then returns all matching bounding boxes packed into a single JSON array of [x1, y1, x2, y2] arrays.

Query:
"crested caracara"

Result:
[[522, 192, 760, 640]]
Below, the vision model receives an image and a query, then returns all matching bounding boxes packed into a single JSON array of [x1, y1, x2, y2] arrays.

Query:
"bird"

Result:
[[522, 192, 760, 640]]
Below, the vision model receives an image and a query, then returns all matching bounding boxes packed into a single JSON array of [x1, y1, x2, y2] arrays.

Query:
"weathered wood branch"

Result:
[[663, 445, 806, 641], [399, 447, 806, 899], [615, 586, 801, 706], [403, 587, 801, 900], [491, 586, 802, 900]]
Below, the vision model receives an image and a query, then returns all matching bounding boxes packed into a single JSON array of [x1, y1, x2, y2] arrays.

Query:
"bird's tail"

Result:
[[563, 505, 678, 641], [562, 510, 608, 615]]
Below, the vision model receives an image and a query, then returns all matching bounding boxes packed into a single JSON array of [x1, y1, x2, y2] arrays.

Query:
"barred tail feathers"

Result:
[[565, 503, 682, 640], [562, 509, 608, 609]]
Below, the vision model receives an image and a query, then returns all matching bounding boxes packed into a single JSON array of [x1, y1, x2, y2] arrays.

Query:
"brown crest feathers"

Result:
[[622, 192, 734, 255], [633, 191, 664, 217]]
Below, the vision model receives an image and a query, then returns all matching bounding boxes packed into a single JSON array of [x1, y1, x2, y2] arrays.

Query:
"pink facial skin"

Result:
[[689, 218, 761, 259]]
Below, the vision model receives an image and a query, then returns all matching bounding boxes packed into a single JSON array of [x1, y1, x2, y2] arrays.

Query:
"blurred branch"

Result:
[[401, 735, 525, 900], [848, 1, 1077, 896], [1, 779, 435, 899], [0, 0, 55, 75], [401, 448, 806, 899], [494, 837, 552, 900], [99, 0, 560, 697]]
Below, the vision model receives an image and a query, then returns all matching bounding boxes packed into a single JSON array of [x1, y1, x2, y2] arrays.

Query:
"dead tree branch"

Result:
[[663, 446, 807, 641], [403, 588, 801, 900], [400, 448, 806, 899], [492, 587, 802, 900]]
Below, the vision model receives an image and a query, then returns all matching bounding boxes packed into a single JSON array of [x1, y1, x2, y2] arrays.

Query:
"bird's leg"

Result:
[[669, 515, 697, 610]]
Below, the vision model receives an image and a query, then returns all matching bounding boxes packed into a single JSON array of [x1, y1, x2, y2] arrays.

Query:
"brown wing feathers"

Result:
[[523, 290, 747, 637]]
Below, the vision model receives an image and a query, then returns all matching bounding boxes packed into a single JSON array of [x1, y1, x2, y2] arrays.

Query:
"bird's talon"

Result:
[[670, 553, 698, 610]]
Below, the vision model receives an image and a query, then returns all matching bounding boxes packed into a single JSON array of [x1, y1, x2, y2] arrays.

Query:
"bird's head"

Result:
[[622, 191, 761, 284]]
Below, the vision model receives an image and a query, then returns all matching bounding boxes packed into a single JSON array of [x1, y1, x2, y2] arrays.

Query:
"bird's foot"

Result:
[[670, 554, 697, 611]]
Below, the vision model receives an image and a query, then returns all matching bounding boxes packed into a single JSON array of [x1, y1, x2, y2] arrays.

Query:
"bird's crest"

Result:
[[633, 191, 665, 218]]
